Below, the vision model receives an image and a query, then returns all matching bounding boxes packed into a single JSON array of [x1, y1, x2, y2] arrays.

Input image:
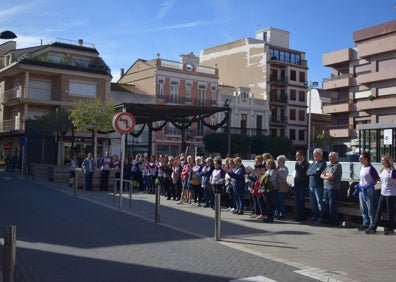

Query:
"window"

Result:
[[48, 53, 63, 63], [289, 129, 296, 140], [269, 48, 303, 65], [290, 89, 296, 101], [30, 80, 51, 100], [378, 58, 396, 71], [240, 113, 247, 135], [299, 72, 306, 83], [280, 109, 285, 121], [72, 57, 89, 67], [170, 81, 179, 103], [69, 80, 97, 97], [299, 91, 305, 102], [198, 85, 206, 106], [298, 130, 305, 141], [298, 110, 305, 121], [185, 82, 192, 102], [263, 32, 267, 42], [197, 121, 204, 136], [157, 79, 164, 99], [355, 64, 371, 75], [290, 70, 296, 81], [289, 109, 296, 120], [211, 85, 217, 104]]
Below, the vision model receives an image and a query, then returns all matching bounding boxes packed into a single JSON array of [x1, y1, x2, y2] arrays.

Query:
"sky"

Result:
[[1, 0, 395, 86]]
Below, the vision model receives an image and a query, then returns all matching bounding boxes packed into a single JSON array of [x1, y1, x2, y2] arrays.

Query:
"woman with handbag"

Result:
[[275, 155, 289, 219]]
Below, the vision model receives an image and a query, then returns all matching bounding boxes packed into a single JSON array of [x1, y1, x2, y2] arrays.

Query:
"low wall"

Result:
[[75, 168, 115, 191]]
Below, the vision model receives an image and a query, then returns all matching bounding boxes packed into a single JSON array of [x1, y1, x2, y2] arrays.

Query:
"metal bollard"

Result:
[[3, 225, 16, 282], [155, 183, 160, 223], [128, 180, 133, 208], [215, 193, 221, 241], [73, 172, 78, 196]]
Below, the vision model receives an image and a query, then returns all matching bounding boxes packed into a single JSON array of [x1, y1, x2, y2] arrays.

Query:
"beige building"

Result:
[[0, 38, 112, 165], [200, 27, 309, 152], [322, 19, 396, 159], [118, 52, 219, 156]]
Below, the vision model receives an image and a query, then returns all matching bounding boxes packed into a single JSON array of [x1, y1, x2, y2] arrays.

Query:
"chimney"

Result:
[[120, 68, 124, 78], [78, 39, 83, 46]]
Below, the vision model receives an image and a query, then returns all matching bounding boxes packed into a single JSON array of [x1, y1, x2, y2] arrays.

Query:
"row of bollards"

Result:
[[3, 225, 16, 282], [72, 173, 221, 241]]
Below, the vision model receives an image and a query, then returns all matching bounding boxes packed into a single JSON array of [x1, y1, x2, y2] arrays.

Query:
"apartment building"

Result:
[[0, 38, 112, 165], [200, 27, 309, 152], [217, 84, 269, 136], [322, 19, 396, 160], [117, 52, 219, 156]]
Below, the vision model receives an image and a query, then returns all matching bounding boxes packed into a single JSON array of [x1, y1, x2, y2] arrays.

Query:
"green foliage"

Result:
[[315, 133, 335, 149], [203, 133, 227, 155], [69, 99, 116, 160], [231, 134, 251, 156], [251, 135, 292, 157], [203, 133, 293, 158], [69, 99, 116, 132], [31, 107, 72, 136]]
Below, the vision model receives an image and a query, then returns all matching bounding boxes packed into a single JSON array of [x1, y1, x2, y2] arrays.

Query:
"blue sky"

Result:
[[1, 0, 395, 86]]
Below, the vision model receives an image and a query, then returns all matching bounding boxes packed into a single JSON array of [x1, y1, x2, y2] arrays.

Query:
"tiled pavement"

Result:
[[1, 173, 396, 281]]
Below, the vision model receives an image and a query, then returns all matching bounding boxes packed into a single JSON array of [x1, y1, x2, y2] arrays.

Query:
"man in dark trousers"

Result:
[[99, 151, 112, 191], [294, 150, 310, 221]]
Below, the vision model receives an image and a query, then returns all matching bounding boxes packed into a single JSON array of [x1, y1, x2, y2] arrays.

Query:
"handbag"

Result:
[[278, 181, 289, 193]]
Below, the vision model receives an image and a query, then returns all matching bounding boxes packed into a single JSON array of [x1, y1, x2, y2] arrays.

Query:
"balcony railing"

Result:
[[0, 119, 23, 132], [2, 86, 22, 103], [230, 127, 266, 136], [2, 86, 51, 103]]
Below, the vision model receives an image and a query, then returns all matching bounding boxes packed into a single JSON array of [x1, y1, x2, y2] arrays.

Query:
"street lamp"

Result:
[[306, 81, 318, 161], [0, 30, 17, 39]]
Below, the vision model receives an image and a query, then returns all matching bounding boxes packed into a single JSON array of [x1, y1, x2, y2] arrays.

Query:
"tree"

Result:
[[315, 133, 335, 151], [30, 107, 72, 164], [69, 99, 116, 161]]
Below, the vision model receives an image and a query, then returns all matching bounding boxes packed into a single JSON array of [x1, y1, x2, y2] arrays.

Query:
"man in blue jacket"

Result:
[[307, 148, 327, 223]]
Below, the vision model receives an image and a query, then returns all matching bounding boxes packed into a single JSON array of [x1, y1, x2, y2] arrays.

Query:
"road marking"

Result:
[[230, 276, 278, 282]]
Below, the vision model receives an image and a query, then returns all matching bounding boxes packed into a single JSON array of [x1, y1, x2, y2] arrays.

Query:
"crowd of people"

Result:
[[72, 149, 396, 234]]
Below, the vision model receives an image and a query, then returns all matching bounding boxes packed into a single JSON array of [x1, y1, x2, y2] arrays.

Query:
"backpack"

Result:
[[258, 173, 273, 193]]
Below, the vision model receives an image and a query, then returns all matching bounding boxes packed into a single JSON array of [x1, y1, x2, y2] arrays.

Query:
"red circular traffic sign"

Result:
[[112, 112, 136, 134]]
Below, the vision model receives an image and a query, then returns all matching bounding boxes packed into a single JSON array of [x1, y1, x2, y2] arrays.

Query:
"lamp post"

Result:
[[0, 30, 17, 39], [306, 81, 318, 161]]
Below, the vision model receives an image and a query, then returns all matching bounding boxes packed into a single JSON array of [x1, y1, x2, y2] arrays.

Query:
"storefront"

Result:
[[356, 122, 396, 162]]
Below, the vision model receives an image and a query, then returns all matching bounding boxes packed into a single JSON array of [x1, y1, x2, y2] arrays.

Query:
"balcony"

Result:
[[323, 125, 352, 138], [269, 93, 288, 104], [269, 76, 288, 85], [0, 118, 23, 133], [322, 99, 350, 114], [322, 48, 354, 67], [2, 85, 51, 105], [357, 68, 396, 85], [356, 36, 396, 58], [323, 74, 354, 90], [270, 117, 288, 125]]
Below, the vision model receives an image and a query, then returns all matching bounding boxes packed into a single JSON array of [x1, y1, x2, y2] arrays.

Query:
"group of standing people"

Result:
[[354, 152, 396, 235], [71, 149, 396, 234]]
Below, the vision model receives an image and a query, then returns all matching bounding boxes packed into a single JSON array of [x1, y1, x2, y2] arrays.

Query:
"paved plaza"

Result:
[[1, 172, 395, 282]]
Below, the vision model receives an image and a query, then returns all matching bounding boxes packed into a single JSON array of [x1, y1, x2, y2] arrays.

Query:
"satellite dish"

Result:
[[0, 30, 17, 39]]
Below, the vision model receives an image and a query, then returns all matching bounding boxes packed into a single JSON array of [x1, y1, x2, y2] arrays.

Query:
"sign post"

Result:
[[112, 112, 136, 209], [20, 136, 27, 177]]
